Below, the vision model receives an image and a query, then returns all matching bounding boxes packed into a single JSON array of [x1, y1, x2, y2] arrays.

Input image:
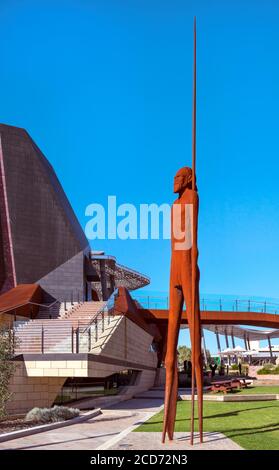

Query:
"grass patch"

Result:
[[135, 400, 279, 450], [208, 386, 279, 395]]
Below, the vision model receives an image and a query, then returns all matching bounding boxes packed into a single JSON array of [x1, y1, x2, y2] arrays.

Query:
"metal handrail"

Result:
[[81, 289, 119, 334], [13, 318, 74, 354], [132, 294, 279, 314], [133, 294, 279, 306], [0, 299, 61, 316], [13, 292, 119, 355]]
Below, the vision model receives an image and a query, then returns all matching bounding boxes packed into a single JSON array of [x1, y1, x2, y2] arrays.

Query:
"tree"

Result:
[[0, 327, 17, 417], [205, 349, 211, 361], [177, 345, 211, 367], [177, 345, 192, 365]]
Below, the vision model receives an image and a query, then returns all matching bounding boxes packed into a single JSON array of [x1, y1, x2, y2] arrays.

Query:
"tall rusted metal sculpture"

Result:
[[162, 17, 203, 445]]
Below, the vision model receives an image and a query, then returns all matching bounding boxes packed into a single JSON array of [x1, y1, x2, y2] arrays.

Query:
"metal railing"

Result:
[[132, 294, 279, 314], [81, 288, 118, 333], [13, 290, 119, 355], [0, 289, 89, 320], [1, 283, 108, 316], [13, 316, 114, 355], [0, 299, 60, 320]]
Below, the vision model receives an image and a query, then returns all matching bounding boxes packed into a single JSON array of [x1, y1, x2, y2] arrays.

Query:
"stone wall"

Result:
[[92, 316, 158, 369], [7, 316, 158, 414], [7, 362, 65, 414]]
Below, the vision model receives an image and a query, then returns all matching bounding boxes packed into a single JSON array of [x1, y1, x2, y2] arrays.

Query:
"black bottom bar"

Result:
[[0, 450, 278, 467]]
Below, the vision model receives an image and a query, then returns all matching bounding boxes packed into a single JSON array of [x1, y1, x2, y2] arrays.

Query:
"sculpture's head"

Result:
[[173, 166, 193, 193]]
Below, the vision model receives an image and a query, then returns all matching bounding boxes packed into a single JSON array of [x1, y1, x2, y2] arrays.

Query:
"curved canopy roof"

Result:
[[203, 324, 279, 341], [90, 252, 150, 291]]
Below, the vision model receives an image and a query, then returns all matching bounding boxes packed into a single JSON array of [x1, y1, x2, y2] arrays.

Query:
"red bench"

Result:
[[210, 379, 244, 394]]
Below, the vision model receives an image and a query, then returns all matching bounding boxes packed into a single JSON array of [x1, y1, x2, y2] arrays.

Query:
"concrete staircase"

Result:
[[14, 319, 73, 354], [36, 302, 76, 320], [14, 300, 108, 354], [63, 301, 106, 328], [84, 315, 121, 354]]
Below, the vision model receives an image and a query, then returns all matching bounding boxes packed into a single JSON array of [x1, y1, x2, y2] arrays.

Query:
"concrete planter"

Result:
[[0, 408, 101, 443], [180, 394, 279, 402]]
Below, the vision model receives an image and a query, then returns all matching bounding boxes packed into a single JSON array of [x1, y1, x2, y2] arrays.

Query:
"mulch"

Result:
[[0, 418, 43, 434]]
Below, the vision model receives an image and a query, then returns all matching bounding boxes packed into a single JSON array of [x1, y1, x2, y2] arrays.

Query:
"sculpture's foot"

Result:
[[167, 430, 174, 441], [161, 431, 174, 443], [162, 427, 167, 443], [190, 432, 194, 446]]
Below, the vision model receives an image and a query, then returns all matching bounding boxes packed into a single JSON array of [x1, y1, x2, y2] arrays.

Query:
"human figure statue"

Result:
[[219, 360, 225, 376], [162, 166, 203, 444], [238, 357, 242, 375], [188, 360, 192, 376], [183, 359, 191, 377], [209, 362, 217, 378]]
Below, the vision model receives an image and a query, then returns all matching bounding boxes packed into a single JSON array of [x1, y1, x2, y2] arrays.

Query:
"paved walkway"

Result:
[[0, 398, 163, 451], [111, 432, 242, 450], [0, 397, 241, 451]]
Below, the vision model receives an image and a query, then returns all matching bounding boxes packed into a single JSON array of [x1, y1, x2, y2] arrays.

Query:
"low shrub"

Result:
[[257, 365, 279, 375], [25, 405, 80, 423], [262, 363, 274, 370], [258, 368, 272, 375]]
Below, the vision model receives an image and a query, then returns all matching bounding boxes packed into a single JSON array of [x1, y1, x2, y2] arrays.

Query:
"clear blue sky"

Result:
[[1, 1, 279, 351]]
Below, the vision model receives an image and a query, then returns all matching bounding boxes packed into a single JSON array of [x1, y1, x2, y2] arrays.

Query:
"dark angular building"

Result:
[[0, 124, 156, 417], [0, 124, 91, 301]]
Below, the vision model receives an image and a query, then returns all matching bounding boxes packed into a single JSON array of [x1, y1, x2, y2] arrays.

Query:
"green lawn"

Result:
[[135, 400, 279, 450], [215, 385, 279, 395]]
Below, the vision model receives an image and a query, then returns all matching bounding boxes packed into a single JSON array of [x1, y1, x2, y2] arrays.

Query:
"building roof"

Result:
[[91, 253, 150, 291], [203, 324, 279, 341], [0, 283, 42, 317]]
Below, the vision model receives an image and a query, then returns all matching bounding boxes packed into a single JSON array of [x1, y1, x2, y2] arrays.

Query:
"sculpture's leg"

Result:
[[182, 269, 203, 444], [193, 279, 203, 443], [166, 357, 178, 440], [162, 286, 183, 443], [195, 312, 203, 440], [197, 354, 203, 443], [188, 308, 203, 443]]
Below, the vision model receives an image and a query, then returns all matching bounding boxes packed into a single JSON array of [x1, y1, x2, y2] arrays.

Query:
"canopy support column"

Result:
[[225, 330, 229, 348], [215, 329, 221, 353], [202, 328, 208, 365], [244, 335, 248, 351], [247, 337, 251, 350], [268, 336, 273, 359], [100, 259, 109, 301]]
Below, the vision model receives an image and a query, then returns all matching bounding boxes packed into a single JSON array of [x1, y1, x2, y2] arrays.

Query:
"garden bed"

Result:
[[0, 416, 43, 434], [0, 408, 101, 443]]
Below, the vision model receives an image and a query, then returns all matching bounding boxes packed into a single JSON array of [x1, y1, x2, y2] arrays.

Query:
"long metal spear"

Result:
[[190, 15, 197, 446]]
